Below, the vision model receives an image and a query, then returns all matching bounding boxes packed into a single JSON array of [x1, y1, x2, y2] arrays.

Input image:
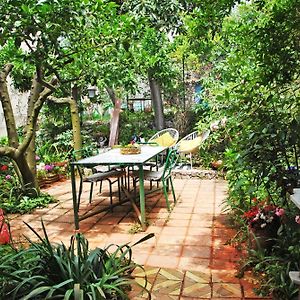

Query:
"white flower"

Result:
[[37, 163, 45, 171], [210, 120, 220, 131], [260, 223, 267, 228], [221, 117, 227, 127]]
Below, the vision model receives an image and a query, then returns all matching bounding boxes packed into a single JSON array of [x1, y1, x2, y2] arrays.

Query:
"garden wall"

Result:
[[0, 77, 28, 137]]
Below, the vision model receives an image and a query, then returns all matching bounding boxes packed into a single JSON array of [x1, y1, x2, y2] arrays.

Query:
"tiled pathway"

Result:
[[7, 178, 269, 299]]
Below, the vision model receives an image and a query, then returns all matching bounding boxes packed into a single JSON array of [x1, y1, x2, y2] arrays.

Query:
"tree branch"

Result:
[[18, 81, 57, 154], [0, 64, 19, 147], [0, 145, 16, 158], [47, 96, 73, 104], [36, 66, 57, 92], [106, 86, 117, 105]]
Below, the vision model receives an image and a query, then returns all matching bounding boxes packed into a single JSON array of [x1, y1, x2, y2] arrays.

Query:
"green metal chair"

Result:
[[130, 148, 178, 211], [72, 148, 126, 207]]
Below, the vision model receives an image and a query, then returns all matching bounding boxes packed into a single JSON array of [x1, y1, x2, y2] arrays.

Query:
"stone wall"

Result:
[[0, 77, 28, 137], [172, 168, 219, 180]]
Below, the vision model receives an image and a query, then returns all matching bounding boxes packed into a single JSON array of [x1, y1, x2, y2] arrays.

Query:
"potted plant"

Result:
[[243, 200, 285, 251], [37, 162, 67, 187]]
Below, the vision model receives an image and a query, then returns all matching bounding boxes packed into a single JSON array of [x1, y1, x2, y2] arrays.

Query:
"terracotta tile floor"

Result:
[[7, 178, 270, 299]]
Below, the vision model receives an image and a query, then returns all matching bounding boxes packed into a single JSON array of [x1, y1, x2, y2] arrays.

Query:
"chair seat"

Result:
[[178, 137, 203, 154], [131, 169, 164, 181], [93, 165, 125, 172], [130, 149, 178, 211], [84, 169, 125, 183]]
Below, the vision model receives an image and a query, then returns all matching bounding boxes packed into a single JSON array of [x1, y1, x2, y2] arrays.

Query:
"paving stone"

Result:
[[212, 283, 242, 298]]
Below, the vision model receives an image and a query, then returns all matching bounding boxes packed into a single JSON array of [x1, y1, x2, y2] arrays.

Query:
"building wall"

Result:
[[0, 77, 28, 137]]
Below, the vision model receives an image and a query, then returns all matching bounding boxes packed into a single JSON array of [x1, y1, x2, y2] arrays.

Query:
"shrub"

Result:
[[119, 110, 155, 144], [0, 221, 152, 299]]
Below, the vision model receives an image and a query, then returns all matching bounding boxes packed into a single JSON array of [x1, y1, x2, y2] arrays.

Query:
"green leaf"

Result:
[[21, 286, 51, 300]]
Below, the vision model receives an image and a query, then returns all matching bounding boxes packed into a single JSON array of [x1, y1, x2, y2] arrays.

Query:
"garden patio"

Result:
[[7, 176, 270, 299], [1, 0, 300, 298]]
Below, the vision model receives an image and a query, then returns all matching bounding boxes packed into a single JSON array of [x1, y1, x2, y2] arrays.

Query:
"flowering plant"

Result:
[[243, 203, 284, 231], [36, 162, 66, 178]]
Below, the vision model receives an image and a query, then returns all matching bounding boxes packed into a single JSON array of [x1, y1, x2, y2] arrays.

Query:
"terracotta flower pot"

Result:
[[53, 161, 68, 167], [0, 209, 10, 245], [211, 160, 223, 169], [38, 173, 60, 187]]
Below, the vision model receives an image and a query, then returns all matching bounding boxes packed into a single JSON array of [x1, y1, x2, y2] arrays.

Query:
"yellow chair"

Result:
[[145, 128, 179, 171], [149, 128, 179, 147], [176, 130, 210, 169]]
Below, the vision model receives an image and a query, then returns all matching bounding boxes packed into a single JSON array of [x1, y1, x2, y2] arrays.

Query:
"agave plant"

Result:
[[0, 220, 153, 299]]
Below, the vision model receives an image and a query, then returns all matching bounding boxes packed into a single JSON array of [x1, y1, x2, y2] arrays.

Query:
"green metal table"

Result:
[[70, 145, 166, 230]]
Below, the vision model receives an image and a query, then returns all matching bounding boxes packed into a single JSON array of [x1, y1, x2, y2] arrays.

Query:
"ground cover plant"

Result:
[[0, 221, 152, 299], [0, 157, 55, 214]]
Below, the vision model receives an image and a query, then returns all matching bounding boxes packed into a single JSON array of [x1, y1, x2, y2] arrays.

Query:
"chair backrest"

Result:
[[175, 129, 210, 154], [176, 129, 210, 147], [71, 147, 95, 179], [180, 131, 198, 142], [162, 149, 178, 179], [200, 129, 210, 143], [148, 128, 179, 147]]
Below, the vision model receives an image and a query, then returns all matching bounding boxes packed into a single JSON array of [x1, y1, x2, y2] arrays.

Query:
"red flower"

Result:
[[252, 197, 257, 203], [0, 165, 8, 171], [243, 206, 259, 220]]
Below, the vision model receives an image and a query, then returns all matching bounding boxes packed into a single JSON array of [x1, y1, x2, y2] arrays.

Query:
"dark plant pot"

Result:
[[249, 224, 279, 251]]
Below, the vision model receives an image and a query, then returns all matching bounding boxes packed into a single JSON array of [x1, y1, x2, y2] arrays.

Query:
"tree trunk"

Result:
[[0, 65, 56, 195], [47, 94, 82, 156], [109, 99, 121, 147], [0, 65, 38, 193], [106, 87, 120, 146], [71, 87, 82, 153], [25, 77, 44, 191], [14, 152, 37, 196], [148, 72, 165, 130]]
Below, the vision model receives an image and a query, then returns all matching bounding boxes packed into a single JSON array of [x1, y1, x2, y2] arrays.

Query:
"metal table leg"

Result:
[[70, 164, 79, 230], [138, 164, 146, 227]]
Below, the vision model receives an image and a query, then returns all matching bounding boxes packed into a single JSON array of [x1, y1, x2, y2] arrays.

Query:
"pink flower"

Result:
[[295, 216, 300, 224], [5, 175, 11, 180], [275, 208, 285, 217], [35, 155, 40, 161], [44, 164, 54, 172]]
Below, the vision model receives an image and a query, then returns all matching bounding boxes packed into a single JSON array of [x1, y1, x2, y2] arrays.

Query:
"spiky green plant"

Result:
[[0, 220, 153, 299]]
